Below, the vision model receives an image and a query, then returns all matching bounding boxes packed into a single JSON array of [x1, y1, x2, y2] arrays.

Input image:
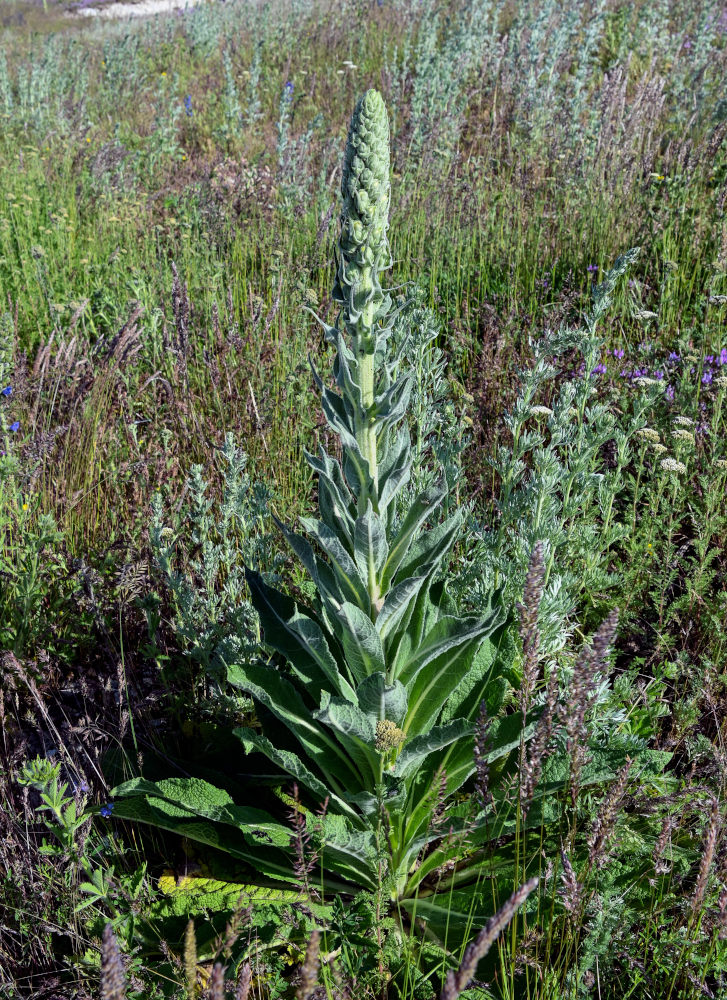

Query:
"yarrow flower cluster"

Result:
[[660, 458, 686, 474], [530, 405, 553, 417], [636, 427, 660, 443], [671, 429, 695, 443]]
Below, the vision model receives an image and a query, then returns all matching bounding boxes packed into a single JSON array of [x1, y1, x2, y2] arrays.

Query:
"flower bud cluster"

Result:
[[375, 719, 406, 753], [333, 89, 391, 352]]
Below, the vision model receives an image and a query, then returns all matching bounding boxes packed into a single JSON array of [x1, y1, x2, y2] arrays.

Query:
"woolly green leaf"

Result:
[[315, 813, 378, 890], [334, 601, 386, 679], [301, 517, 370, 611], [393, 507, 463, 585], [313, 692, 378, 783], [355, 672, 408, 728], [234, 727, 362, 823], [226, 660, 359, 793], [393, 718, 473, 781], [353, 504, 389, 585], [401, 608, 508, 736], [245, 569, 356, 702], [375, 573, 429, 648], [381, 483, 446, 588]]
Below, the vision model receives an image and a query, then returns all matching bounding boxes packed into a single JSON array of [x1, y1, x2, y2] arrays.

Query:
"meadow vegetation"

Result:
[[0, 0, 726, 998]]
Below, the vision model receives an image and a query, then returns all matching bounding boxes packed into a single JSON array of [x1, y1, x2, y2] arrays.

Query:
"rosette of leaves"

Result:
[[108, 91, 540, 965]]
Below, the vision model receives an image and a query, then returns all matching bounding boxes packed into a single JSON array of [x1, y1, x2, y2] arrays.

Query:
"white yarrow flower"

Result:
[[660, 458, 686, 474], [636, 427, 660, 443], [671, 429, 695, 443]]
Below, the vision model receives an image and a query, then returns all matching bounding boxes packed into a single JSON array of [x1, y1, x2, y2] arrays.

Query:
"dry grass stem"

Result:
[[691, 797, 721, 917], [206, 962, 226, 1000], [100, 924, 127, 1000], [296, 929, 321, 1000], [440, 877, 539, 1000], [235, 961, 252, 1000], [517, 541, 545, 718], [587, 758, 633, 868]]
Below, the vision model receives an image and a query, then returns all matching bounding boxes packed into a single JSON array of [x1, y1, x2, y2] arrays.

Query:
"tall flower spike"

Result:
[[333, 88, 391, 353]]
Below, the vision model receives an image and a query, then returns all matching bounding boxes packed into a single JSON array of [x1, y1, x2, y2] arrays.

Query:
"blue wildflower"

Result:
[[184, 94, 193, 117], [9, 421, 19, 432], [100, 803, 114, 818], [702, 371, 713, 385], [1, 386, 11, 396], [284, 81, 294, 100]]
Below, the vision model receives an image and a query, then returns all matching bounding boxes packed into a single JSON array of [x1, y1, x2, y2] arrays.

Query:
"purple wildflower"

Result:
[[719, 348, 727, 366], [9, 421, 19, 432], [666, 385, 675, 401], [702, 371, 713, 385], [668, 352, 680, 362], [591, 363, 607, 376], [587, 264, 599, 275], [612, 348, 625, 359], [653, 370, 664, 380]]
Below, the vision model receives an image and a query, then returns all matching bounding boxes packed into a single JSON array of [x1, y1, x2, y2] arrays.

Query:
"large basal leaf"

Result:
[[227, 660, 360, 794], [148, 875, 332, 923], [234, 727, 365, 825], [392, 508, 463, 586], [106, 788, 297, 886], [398, 614, 492, 689], [375, 573, 430, 649], [393, 718, 473, 782], [300, 517, 370, 611], [313, 813, 378, 890]]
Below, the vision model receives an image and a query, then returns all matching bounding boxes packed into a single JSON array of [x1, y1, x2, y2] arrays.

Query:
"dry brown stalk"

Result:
[[296, 929, 321, 1000], [564, 609, 619, 801], [439, 877, 539, 1000], [558, 848, 583, 923], [235, 961, 252, 1000], [692, 797, 721, 918], [517, 541, 545, 719], [184, 918, 198, 998], [100, 923, 127, 1000], [653, 814, 675, 874], [587, 758, 633, 868], [206, 963, 226, 1000], [520, 665, 559, 820], [472, 700, 492, 813]]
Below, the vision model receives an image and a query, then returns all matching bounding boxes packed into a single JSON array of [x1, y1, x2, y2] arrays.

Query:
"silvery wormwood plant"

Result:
[[102, 91, 607, 972]]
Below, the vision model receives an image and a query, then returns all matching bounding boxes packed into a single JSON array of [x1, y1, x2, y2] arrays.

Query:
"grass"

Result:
[[0, 0, 726, 997]]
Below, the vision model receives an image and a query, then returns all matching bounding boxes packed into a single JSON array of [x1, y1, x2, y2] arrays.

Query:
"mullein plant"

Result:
[[108, 90, 553, 979]]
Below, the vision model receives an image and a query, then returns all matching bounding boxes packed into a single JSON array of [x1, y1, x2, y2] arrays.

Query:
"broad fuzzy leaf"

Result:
[[355, 672, 408, 728], [334, 601, 386, 679], [227, 660, 360, 794]]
